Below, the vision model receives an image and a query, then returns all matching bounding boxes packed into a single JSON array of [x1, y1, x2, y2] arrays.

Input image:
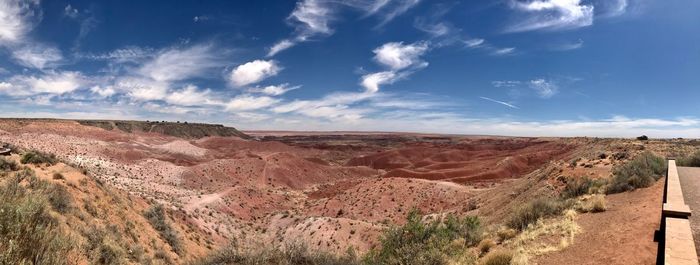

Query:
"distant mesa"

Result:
[[77, 120, 250, 139]]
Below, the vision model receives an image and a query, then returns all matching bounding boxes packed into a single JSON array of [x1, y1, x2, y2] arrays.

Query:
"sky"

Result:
[[0, 0, 698, 137]]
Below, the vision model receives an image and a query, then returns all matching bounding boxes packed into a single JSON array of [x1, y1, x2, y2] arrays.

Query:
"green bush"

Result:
[[0, 157, 19, 172], [678, 151, 700, 167], [0, 172, 73, 265], [144, 204, 182, 254], [20, 150, 57, 165], [363, 209, 483, 265], [507, 197, 571, 231], [606, 151, 666, 194]]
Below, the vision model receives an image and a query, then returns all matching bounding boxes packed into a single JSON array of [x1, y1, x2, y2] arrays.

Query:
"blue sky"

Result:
[[0, 0, 698, 137]]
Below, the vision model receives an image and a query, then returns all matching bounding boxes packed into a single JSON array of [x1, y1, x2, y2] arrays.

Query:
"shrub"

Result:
[[496, 228, 517, 242], [52, 172, 64, 180], [144, 204, 182, 254], [20, 150, 57, 165], [678, 151, 700, 167], [193, 241, 359, 265], [561, 177, 593, 198], [606, 151, 666, 194], [0, 157, 19, 172], [637, 135, 649, 141], [363, 209, 483, 265], [46, 184, 72, 213], [479, 249, 513, 265], [0, 173, 73, 265], [478, 239, 496, 255], [507, 197, 570, 231]]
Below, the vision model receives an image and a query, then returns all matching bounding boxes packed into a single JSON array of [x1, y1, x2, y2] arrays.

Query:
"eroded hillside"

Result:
[[2, 119, 696, 264]]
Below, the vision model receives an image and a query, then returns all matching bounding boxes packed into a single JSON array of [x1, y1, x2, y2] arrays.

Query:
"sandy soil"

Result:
[[533, 179, 664, 265]]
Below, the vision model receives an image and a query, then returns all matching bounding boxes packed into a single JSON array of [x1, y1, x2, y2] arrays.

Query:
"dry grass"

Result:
[[507, 209, 580, 263], [478, 249, 513, 265], [478, 239, 496, 255], [576, 194, 607, 213]]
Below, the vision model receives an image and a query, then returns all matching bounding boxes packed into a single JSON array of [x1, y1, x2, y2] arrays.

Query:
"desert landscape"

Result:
[[1, 118, 696, 264]]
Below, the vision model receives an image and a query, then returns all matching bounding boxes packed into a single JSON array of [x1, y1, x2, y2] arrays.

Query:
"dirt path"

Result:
[[677, 166, 700, 258], [183, 187, 237, 212], [533, 179, 663, 265]]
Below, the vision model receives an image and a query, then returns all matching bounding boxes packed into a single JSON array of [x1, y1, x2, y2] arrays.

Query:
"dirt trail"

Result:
[[183, 187, 237, 212], [533, 179, 664, 265]]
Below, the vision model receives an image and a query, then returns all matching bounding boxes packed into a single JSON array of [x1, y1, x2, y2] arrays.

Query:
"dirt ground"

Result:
[[533, 179, 664, 265]]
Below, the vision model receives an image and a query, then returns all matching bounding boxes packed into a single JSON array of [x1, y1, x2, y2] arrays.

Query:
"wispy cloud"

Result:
[[551, 39, 584, 51], [492, 47, 516, 56], [479, 96, 519, 109], [0, 0, 66, 70], [361, 41, 429, 93], [507, 0, 594, 32], [267, 0, 422, 57], [528, 79, 558, 98]]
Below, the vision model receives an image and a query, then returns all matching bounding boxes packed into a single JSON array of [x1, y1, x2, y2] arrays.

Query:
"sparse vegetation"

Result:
[[478, 249, 513, 265], [20, 150, 57, 165], [478, 239, 496, 255], [46, 184, 72, 214], [194, 241, 359, 265], [363, 209, 483, 265], [678, 151, 700, 167], [606, 151, 666, 194], [0, 171, 74, 265], [561, 177, 594, 198], [575, 194, 607, 213], [144, 204, 182, 254], [0, 157, 19, 172], [507, 197, 572, 231]]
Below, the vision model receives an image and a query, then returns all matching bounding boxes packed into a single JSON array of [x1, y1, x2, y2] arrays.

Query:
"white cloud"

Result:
[[116, 77, 168, 101], [225, 95, 280, 111], [80, 46, 155, 63], [1, 71, 84, 96], [268, 0, 421, 56], [229, 60, 281, 87], [492, 80, 521, 87], [11, 44, 63, 69], [373, 41, 429, 70], [508, 0, 594, 32], [249, 83, 300, 96], [267, 39, 296, 57], [529, 79, 558, 98], [64, 4, 78, 18], [493, 47, 515, 56], [90, 85, 116, 97], [598, 0, 627, 17], [414, 19, 450, 37], [0, 0, 67, 70], [463, 38, 485, 48], [552, 39, 584, 51], [289, 0, 334, 36], [479, 96, 519, 109], [139, 44, 221, 82], [360, 71, 397, 93], [165, 85, 218, 106], [0, 0, 40, 45]]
